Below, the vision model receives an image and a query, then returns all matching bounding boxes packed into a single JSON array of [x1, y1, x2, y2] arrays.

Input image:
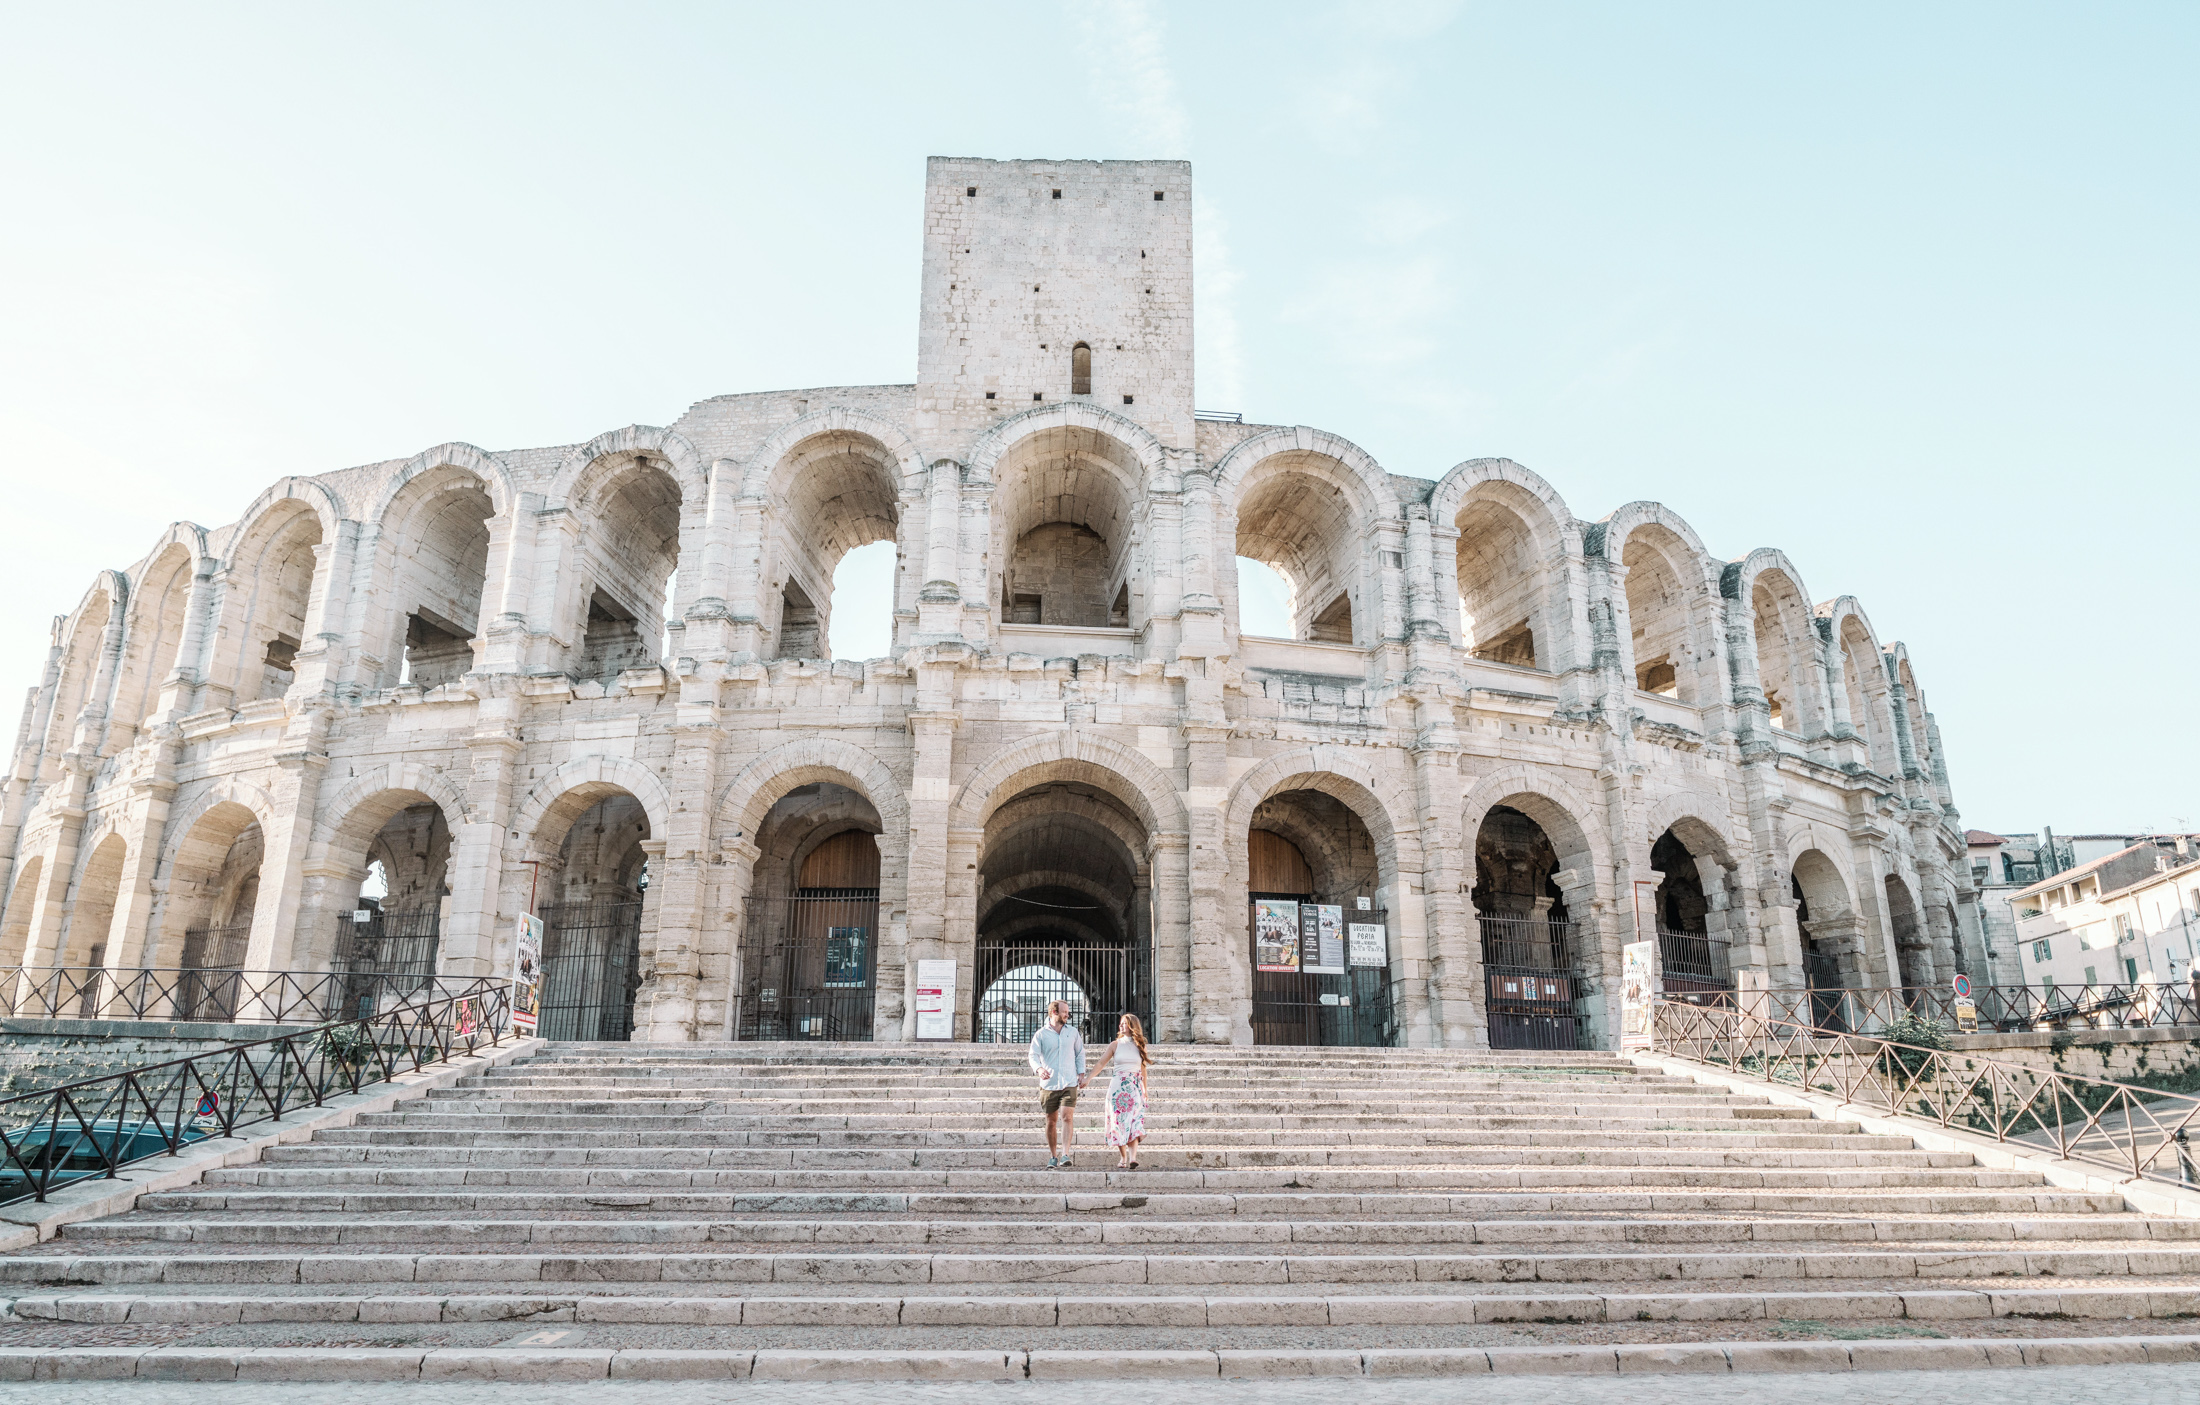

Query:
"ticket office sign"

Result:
[[1347, 922, 1387, 968], [914, 958, 957, 1041]]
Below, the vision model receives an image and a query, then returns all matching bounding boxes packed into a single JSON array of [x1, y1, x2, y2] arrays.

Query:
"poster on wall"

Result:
[[1302, 903, 1345, 974], [1348, 922, 1388, 968], [914, 957, 957, 1040], [510, 914, 544, 1035], [824, 927, 868, 987], [1253, 899, 1301, 972], [1619, 939, 1656, 1050]]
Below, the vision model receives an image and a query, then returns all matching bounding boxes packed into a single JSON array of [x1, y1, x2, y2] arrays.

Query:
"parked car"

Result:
[[0, 1119, 210, 1201]]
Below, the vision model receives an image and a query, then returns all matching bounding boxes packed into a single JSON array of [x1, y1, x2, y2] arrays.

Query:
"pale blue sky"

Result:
[[1, 2, 2192, 833]]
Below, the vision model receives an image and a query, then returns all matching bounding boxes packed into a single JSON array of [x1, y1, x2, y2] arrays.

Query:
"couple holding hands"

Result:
[[1027, 1001, 1150, 1170]]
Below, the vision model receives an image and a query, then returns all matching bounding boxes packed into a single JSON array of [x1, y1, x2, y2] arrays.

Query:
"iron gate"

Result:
[[737, 890, 878, 1041], [973, 941, 1150, 1046], [536, 900, 642, 1041], [175, 924, 252, 1021], [1656, 926, 1732, 997], [1247, 903, 1397, 1047], [1481, 914, 1582, 1050], [332, 904, 442, 1018]]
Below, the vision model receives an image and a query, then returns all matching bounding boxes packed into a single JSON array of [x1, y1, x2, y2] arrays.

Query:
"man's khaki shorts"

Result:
[[1040, 1085, 1078, 1115]]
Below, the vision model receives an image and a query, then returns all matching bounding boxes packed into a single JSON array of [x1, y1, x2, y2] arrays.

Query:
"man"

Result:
[[1027, 999, 1086, 1169]]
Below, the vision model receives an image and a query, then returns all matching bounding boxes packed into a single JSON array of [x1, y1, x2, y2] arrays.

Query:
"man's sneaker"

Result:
[[1053, 1157, 1070, 1170], [1045, 1156, 1060, 1168]]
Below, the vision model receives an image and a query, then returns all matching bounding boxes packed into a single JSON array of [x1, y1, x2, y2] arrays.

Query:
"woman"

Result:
[[1083, 1012, 1151, 1170]]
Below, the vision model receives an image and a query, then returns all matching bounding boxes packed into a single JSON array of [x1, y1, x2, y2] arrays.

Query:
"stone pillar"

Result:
[[442, 709, 525, 979], [917, 462, 963, 639], [242, 712, 332, 977], [1181, 716, 1239, 1044], [901, 708, 959, 1040], [714, 835, 761, 1038], [158, 554, 225, 717], [1885, 663, 1922, 782], [635, 705, 722, 1041], [1409, 706, 1474, 1048]]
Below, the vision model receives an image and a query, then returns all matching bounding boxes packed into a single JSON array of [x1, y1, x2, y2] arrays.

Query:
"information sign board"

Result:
[[511, 914, 544, 1035], [1253, 899, 1301, 972], [1347, 922, 1387, 968], [1302, 903, 1346, 974], [914, 957, 957, 1040], [1619, 939, 1656, 1050]]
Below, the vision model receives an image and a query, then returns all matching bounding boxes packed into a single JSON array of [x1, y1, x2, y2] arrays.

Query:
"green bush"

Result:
[[320, 1025, 379, 1070], [1880, 1013, 1950, 1079]]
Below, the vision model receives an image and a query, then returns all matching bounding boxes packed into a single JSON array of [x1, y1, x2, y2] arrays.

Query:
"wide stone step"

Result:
[[13, 1282, 2196, 1327], [62, 1214, 2192, 1248], [8, 1244, 2195, 1286], [145, 1187, 2125, 1217]]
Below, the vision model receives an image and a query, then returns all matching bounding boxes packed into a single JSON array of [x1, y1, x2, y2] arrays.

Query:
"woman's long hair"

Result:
[[1119, 1013, 1151, 1070]]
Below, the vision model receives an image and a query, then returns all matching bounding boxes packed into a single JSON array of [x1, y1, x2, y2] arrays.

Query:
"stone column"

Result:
[[242, 711, 333, 977], [713, 835, 762, 1038], [917, 462, 963, 640], [635, 704, 722, 1041], [442, 707, 525, 978], [1180, 716, 1239, 1044], [1409, 701, 1474, 1048], [901, 707, 959, 1040]]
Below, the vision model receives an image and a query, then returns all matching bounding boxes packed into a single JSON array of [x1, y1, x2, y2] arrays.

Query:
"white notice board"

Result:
[[915, 958, 957, 1041]]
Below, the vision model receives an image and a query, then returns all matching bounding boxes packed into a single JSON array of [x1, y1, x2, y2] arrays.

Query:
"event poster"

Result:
[[1619, 939, 1655, 1050], [1253, 898, 1301, 972], [510, 914, 544, 1035], [824, 926, 867, 987], [914, 957, 957, 1040], [1302, 903, 1345, 974], [1347, 922, 1387, 968]]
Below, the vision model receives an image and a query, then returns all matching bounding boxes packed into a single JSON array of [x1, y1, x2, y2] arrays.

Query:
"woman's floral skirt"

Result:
[[1106, 1070, 1145, 1147]]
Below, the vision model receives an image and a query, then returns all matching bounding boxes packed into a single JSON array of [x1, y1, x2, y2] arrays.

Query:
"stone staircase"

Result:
[[5, 1042, 2200, 1380]]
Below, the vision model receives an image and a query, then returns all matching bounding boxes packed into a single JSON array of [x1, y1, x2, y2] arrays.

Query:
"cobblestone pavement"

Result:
[[12, 1366, 2200, 1404]]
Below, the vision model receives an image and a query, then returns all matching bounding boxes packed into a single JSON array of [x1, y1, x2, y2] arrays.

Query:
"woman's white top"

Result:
[[1107, 1038, 1144, 1083]]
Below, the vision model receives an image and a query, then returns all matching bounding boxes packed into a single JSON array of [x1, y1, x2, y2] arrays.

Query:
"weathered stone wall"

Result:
[[0, 157, 1978, 1049], [0, 1018, 306, 1095]]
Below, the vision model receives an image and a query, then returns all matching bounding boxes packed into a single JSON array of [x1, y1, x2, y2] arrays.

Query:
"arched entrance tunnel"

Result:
[[737, 783, 883, 1042], [971, 781, 1152, 1045], [1245, 788, 1396, 1047], [1474, 803, 1587, 1050]]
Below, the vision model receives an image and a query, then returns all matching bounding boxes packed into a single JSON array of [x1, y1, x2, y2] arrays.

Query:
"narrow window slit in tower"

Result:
[[1052, 189, 1061, 199], [1154, 191, 1164, 200], [1122, 395, 1134, 405], [1071, 343, 1091, 396], [966, 186, 977, 196]]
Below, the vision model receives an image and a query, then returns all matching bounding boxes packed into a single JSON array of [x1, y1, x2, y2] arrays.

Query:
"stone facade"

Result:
[[0, 157, 1979, 1047]]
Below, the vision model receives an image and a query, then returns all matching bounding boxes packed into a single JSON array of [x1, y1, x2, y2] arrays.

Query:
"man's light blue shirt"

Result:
[[1028, 1022, 1086, 1091]]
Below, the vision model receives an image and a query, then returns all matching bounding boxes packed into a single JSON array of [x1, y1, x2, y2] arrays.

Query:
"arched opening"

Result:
[[151, 801, 264, 1020], [569, 456, 682, 682], [1838, 616, 1892, 770], [766, 432, 902, 661], [378, 468, 494, 690], [1885, 873, 1931, 988], [1475, 803, 1584, 1048], [1650, 824, 1734, 995], [1622, 529, 1704, 702], [229, 504, 324, 703], [42, 588, 116, 762], [1792, 848, 1862, 1002], [1232, 458, 1365, 646], [992, 426, 1142, 632], [111, 545, 196, 744], [59, 835, 126, 1014], [328, 800, 450, 1013], [973, 780, 1151, 1044], [1455, 490, 1552, 669], [738, 785, 882, 1041], [1246, 790, 1395, 1047], [1070, 342, 1092, 396], [1750, 571, 1821, 736], [536, 791, 651, 1041], [0, 856, 43, 967]]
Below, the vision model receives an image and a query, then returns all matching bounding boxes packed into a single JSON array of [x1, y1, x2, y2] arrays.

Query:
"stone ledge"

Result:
[[0, 1337, 2197, 1380], [0, 1037, 544, 1252]]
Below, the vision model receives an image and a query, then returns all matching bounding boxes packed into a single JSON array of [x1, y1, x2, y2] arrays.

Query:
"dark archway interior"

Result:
[[974, 781, 1148, 1043]]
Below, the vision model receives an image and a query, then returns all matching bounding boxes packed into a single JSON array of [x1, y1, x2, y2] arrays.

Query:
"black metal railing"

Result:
[[1479, 914, 1582, 1050], [0, 966, 497, 1025], [536, 900, 642, 1041], [1695, 983, 2200, 1035], [1655, 926, 1731, 995], [1650, 996, 2200, 1189], [332, 903, 442, 1019], [975, 941, 1151, 1047], [737, 891, 879, 1042], [0, 982, 514, 1205]]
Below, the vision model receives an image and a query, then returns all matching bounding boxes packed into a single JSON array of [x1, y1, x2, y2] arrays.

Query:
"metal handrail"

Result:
[[1673, 983, 2200, 1034], [0, 966, 490, 1024], [0, 981, 515, 1205], [1650, 996, 2200, 1188]]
